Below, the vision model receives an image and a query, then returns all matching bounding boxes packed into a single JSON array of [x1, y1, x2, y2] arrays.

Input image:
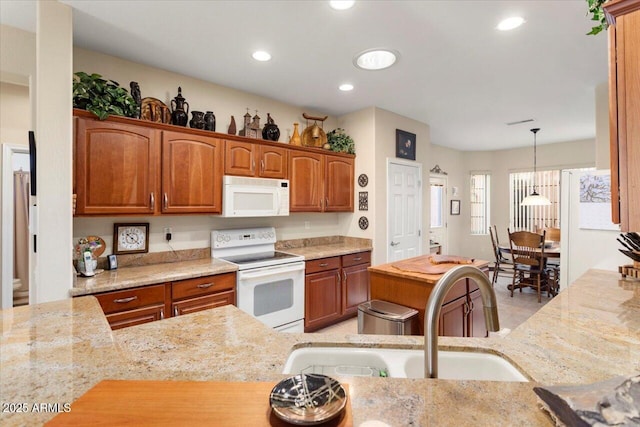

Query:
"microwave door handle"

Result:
[[238, 263, 304, 279], [276, 189, 281, 215]]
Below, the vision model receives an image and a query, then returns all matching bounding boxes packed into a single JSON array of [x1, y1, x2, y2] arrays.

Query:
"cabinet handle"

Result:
[[319, 262, 329, 267], [464, 301, 470, 316], [114, 296, 137, 304], [149, 192, 155, 210], [159, 308, 164, 320], [252, 159, 256, 172], [163, 193, 168, 210], [174, 306, 179, 317], [197, 283, 214, 289], [353, 257, 362, 261], [325, 197, 329, 208], [343, 271, 347, 283], [336, 272, 341, 284], [261, 159, 265, 173]]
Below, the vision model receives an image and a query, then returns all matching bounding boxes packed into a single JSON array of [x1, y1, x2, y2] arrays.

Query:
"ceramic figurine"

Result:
[[290, 123, 301, 145], [189, 111, 205, 129], [204, 111, 216, 131], [262, 113, 280, 141], [171, 87, 190, 127], [228, 115, 237, 135], [130, 81, 141, 119]]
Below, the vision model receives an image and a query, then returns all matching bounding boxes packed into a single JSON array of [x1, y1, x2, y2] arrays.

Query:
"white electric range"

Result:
[[211, 227, 305, 332]]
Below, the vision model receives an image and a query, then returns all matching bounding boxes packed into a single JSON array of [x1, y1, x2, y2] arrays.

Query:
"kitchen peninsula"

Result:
[[1, 269, 638, 425]]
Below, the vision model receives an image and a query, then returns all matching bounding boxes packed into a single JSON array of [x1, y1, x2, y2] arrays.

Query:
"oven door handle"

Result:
[[238, 262, 305, 279]]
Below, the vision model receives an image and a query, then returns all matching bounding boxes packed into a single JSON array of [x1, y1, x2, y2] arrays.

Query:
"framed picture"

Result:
[[396, 129, 416, 160], [450, 200, 460, 215]]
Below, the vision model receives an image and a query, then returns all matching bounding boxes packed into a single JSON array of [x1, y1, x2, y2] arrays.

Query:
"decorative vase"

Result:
[[171, 87, 189, 127], [204, 111, 216, 131], [262, 113, 280, 141], [228, 116, 237, 135], [189, 111, 205, 129], [290, 122, 301, 145], [129, 81, 142, 119]]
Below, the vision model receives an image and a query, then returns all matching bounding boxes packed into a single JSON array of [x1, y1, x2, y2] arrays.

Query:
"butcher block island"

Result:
[[368, 254, 491, 336]]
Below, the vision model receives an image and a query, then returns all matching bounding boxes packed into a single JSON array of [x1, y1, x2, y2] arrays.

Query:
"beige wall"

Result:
[[459, 138, 596, 261], [0, 82, 30, 145], [0, 25, 36, 86]]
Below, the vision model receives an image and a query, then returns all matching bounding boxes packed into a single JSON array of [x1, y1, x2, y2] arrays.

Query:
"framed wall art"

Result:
[[396, 129, 416, 160], [450, 200, 460, 215]]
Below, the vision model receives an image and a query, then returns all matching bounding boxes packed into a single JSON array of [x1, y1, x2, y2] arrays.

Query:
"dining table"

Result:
[[498, 242, 561, 297], [498, 242, 561, 259]]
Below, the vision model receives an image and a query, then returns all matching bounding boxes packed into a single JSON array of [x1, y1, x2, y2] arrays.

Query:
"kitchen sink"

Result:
[[283, 347, 528, 382]]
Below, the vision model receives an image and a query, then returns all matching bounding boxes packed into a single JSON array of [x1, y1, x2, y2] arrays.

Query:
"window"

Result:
[[470, 173, 490, 235], [430, 182, 444, 228], [509, 170, 560, 231]]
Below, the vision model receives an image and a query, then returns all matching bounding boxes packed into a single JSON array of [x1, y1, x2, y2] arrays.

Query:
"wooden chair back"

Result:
[[508, 229, 546, 270], [489, 225, 500, 263], [544, 227, 561, 242]]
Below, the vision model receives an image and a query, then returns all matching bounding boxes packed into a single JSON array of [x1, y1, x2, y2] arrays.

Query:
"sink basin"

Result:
[[283, 347, 528, 382]]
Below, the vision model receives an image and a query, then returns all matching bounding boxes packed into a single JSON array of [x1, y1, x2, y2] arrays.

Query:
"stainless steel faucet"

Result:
[[424, 265, 500, 378]]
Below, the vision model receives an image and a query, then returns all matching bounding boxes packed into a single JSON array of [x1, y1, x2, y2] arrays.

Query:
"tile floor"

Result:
[[314, 275, 552, 335]]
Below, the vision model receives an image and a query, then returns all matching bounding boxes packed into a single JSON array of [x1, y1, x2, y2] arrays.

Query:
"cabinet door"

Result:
[[325, 155, 354, 212], [161, 131, 223, 213], [105, 304, 165, 330], [259, 145, 288, 179], [304, 269, 341, 332], [342, 263, 370, 317], [439, 296, 467, 337], [224, 140, 256, 176], [172, 290, 235, 317], [467, 289, 488, 338], [75, 117, 160, 215], [289, 151, 324, 212]]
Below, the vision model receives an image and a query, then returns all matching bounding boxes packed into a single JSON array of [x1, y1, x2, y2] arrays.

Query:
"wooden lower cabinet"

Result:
[[94, 272, 236, 330], [439, 296, 467, 337], [438, 281, 488, 338], [304, 251, 371, 332]]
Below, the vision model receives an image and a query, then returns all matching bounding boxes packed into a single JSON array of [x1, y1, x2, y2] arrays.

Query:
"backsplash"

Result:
[[95, 248, 209, 270]]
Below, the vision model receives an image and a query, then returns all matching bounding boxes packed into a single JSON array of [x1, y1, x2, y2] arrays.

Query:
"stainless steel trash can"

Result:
[[357, 300, 418, 335]]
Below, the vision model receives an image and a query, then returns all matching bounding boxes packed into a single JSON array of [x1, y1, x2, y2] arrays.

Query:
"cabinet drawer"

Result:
[[341, 251, 371, 267], [305, 257, 341, 274], [172, 290, 235, 317], [105, 304, 165, 330], [96, 284, 166, 314], [172, 273, 236, 301]]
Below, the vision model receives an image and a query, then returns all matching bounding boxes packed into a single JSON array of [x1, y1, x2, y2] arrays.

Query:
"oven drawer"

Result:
[[172, 273, 236, 301], [96, 284, 166, 315], [305, 256, 340, 274], [342, 251, 371, 267]]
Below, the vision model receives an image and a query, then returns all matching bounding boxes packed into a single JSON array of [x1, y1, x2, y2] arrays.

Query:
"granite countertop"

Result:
[[276, 236, 372, 261], [2, 269, 638, 425]]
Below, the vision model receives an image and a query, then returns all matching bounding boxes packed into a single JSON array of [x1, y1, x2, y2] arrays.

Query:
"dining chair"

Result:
[[543, 227, 561, 271], [489, 225, 514, 286], [507, 228, 547, 303]]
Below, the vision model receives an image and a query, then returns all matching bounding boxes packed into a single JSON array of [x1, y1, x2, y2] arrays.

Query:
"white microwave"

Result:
[[221, 175, 290, 217]]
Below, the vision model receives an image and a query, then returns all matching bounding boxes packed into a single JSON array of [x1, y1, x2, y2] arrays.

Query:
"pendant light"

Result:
[[521, 128, 551, 206]]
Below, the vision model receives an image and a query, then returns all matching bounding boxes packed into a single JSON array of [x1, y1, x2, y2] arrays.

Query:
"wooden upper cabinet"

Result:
[[161, 131, 223, 214], [289, 151, 324, 212], [325, 155, 354, 212], [224, 140, 287, 179], [605, 0, 640, 231], [75, 117, 160, 215]]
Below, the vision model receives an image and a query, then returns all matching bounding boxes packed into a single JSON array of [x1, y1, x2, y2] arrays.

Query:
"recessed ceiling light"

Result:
[[252, 51, 271, 61], [496, 16, 525, 31], [353, 49, 398, 71], [329, 1, 355, 10], [339, 83, 354, 91]]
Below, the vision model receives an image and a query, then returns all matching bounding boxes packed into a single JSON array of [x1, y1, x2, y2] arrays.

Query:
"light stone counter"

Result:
[[2, 269, 638, 426], [70, 257, 237, 296], [276, 236, 372, 260]]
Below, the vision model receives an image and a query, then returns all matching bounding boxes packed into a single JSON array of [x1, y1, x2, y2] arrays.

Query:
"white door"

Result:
[[429, 175, 448, 253], [387, 160, 422, 262]]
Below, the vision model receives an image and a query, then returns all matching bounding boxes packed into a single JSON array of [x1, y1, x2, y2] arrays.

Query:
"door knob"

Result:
[[390, 241, 400, 246]]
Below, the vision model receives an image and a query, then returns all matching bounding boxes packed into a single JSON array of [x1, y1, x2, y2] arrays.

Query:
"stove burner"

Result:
[[220, 251, 300, 266]]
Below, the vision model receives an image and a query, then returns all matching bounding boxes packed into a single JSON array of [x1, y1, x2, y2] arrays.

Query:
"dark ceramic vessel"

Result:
[[204, 111, 216, 131], [189, 111, 205, 129], [171, 87, 189, 127]]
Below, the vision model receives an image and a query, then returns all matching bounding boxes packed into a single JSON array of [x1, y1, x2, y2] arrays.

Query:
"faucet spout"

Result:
[[424, 265, 500, 378]]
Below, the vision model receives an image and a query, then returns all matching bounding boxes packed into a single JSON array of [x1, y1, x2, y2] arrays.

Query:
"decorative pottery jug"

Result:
[[290, 122, 301, 145], [228, 115, 237, 135], [204, 111, 216, 131], [262, 113, 280, 141], [130, 81, 142, 119], [189, 111, 205, 129], [171, 87, 189, 127]]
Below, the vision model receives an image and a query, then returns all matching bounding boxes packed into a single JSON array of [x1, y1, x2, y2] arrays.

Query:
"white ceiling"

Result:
[[0, 0, 608, 151]]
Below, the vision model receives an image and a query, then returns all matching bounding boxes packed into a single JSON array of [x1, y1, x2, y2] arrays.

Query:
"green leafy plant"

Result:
[[326, 128, 355, 154], [73, 72, 138, 120], [586, 0, 609, 35]]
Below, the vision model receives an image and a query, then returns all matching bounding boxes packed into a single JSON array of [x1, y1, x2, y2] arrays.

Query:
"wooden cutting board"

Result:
[[46, 380, 352, 426], [392, 255, 474, 275]]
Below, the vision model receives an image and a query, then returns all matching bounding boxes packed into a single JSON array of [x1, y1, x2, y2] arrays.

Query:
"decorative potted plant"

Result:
[[73, 71, 139, 120], [586, 0, 609, 35], [326, 128, 355, 154]]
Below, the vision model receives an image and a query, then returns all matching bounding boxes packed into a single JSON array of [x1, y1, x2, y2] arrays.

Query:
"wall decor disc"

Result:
[[358, 216, 369, 230], [358, 174, 368, 187]]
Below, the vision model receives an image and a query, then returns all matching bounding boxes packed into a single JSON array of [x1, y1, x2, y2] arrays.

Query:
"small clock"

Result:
[[113, 223, 149, 255]]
